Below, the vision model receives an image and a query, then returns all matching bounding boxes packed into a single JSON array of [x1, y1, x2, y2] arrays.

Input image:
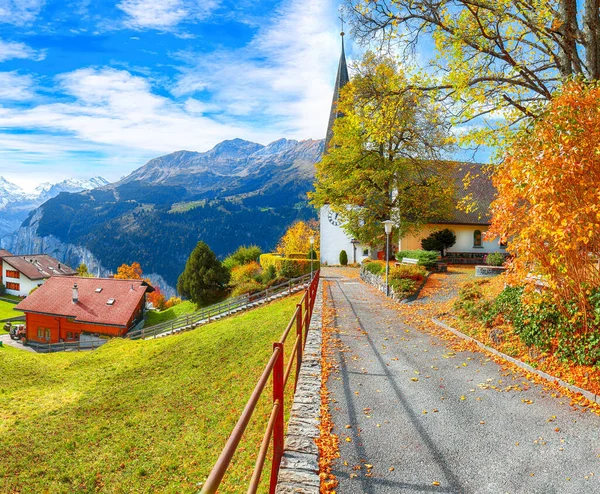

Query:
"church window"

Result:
[[363, 249, 369, 256], [473, 230, 483, 247]]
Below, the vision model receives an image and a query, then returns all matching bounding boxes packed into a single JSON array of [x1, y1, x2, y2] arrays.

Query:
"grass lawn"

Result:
[[0, 294, 22, 303], [0, 294, 302, 493], [0, 299, 23, 327], [144, 300, 196, 326]]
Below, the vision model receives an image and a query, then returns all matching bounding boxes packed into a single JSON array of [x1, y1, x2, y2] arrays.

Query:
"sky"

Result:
[[0, 0, 347, 191]]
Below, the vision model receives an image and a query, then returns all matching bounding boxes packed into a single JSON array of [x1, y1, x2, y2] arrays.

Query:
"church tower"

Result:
[[324, 29, 350, 152]]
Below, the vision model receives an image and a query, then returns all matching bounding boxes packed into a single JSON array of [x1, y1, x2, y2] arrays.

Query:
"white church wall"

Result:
[[400, 224, 504, 254], [319, 205, 371, 265]]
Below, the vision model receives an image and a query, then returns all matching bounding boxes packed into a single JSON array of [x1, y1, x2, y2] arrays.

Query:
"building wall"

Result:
[[1, 261, 44, 297], [319, 205, 371, 265], [400, 224, 504, 254], [25, 313, 128, 344]]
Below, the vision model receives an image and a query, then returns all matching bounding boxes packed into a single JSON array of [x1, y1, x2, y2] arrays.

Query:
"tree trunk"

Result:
[[558, 0, 581, 76], [583, 0, 600, 80]]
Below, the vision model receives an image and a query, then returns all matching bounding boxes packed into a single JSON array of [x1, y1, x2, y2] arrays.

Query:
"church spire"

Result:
[[325, 26, 350, 153]]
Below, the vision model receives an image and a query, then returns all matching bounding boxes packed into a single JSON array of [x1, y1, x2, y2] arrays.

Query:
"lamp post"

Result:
[[309, 236, 315, 280], [383, 220, 395, 296]]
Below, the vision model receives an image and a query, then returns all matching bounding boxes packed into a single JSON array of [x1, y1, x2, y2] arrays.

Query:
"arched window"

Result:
[[473, 230, 482, 247]]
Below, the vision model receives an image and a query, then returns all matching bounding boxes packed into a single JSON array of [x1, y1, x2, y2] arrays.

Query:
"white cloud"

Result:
[[172, 0, 345, 139], [0, 0, 45, 25], [117, 0, 218, 30], [0, 39, 45, 62], [0, 71, 35, 100]]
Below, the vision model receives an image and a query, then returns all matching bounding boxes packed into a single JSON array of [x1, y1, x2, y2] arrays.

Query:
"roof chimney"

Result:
[[72, 283, 79, 304]]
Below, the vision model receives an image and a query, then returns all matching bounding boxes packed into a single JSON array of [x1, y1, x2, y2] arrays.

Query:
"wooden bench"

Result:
[[401, 257, 419, 265]]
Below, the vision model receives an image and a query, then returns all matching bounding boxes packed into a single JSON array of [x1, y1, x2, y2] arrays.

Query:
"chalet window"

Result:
[[6, 282, 20, 291], [5, 270, 19, 279], [473, 230, 483, 248], [37, 327, 51, 340], [363, 249, 369, 256]]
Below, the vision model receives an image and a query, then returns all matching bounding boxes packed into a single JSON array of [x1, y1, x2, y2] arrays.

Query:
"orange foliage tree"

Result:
[[488, 81, 600, 332], [276, 220, 319, 257], [147, 286, 167, 311], [114, 262, 143, 280]]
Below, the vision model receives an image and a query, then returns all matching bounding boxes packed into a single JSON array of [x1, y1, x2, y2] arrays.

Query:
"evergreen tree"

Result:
[[177, 241, 230, 306], [420, 229, 456, 257]]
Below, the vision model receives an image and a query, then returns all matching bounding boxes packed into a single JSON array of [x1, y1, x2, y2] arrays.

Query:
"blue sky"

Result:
[[0, 0, 346, 190]]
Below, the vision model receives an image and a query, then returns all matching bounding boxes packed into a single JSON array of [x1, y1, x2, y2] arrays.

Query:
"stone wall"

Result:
[[275, 281, 323, 494], [475, 265, 507, 277]]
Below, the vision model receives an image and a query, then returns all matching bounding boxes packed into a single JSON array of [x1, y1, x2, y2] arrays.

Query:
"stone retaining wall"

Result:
[[475, 265, 507, 277], [275, 282, 323, 494]]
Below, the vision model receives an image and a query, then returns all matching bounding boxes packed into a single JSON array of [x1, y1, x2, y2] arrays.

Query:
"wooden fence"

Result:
[[200, 269, 320, 494]]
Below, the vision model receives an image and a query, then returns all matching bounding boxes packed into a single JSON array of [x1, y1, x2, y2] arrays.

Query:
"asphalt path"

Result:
[[323, 268, 600, 494]]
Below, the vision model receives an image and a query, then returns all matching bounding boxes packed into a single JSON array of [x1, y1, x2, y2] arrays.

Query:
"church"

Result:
[[318, 33, 504, 266]]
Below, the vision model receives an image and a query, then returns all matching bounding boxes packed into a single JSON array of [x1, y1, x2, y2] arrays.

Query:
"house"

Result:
[[1, 253, 76, 297], [319, 33, 503, 265], [15, 276, 152, 344]]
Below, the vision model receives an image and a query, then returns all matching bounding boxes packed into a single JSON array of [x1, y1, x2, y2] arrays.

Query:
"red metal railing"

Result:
[[200, 269, 320, 494]]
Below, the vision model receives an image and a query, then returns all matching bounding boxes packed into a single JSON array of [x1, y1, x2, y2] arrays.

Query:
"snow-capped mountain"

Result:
[[0, 176, 110, 239]]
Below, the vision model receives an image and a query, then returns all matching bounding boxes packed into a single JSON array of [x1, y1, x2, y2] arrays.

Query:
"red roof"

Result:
[[16, 276, 149, 327], [3, 254, 76, 280]]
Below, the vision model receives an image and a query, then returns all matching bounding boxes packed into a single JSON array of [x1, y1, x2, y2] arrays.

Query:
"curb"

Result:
[[431, 317, 600, 405]]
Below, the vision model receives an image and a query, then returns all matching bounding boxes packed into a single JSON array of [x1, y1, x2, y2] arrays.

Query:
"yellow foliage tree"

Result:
[[276, 220, 319, 257], [114, 262, 143, 280]]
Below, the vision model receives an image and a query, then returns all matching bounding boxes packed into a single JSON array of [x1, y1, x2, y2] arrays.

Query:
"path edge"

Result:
[[275, 281, 323, 494], [431, 317, 600, 405]]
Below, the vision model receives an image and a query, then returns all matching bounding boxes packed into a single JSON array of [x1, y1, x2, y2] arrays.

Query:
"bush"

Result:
[[395, 250, 439, 269], [339, 250, 348, 266], [260, 254, 319, 278], [223, 245, 262, 270], [230, 261, 262, 285], [0, 283, 5, 296], [261, 264, 277, 283], [231, 280, 264, 298], [307, 249, 317, 260], [363, 261, 385, 275], [420, 229, 456, 256], [389, 264, 427, 282], [390, 278, 417, 294], [165, 297, 182, 309], [485, 252, 505, 266]]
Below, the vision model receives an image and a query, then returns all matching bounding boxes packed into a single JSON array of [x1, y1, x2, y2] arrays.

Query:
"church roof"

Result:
[[325, 35, 350, 152]]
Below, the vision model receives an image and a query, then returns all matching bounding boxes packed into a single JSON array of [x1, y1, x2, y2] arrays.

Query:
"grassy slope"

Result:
[[0, 294, 302, 493], [144, 300, 196, 326], [0, 299, 23, 325]]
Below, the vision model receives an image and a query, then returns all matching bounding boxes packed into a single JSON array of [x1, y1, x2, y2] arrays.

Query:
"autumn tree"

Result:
[[177, 241, 230, 306], [77, 263, 93, 277], [147, 286, 167, 311], [223, 245, 262, 270], [488, 81, 600, 334], [276, 220, 320, 257], [347, 0, 600, 144], [311, 52, 456, 247], [114, 262, 143, 280]]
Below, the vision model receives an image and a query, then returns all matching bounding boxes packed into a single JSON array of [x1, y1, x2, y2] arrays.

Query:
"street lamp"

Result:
[[383, 220, 395, 296], [309, 236, 315, 279]]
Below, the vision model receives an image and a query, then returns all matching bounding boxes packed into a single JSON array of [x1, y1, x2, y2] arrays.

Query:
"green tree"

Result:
[[311, 52, 456, 248], [420, 229, 456, 257], [77, 263, 93, 277], [177, 242, 230, 306], [348, 0, 600, 144], [223, 245, 262, 271]]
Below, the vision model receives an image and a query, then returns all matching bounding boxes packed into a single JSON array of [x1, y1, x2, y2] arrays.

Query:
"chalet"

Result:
[[15, 276, 152, 344], [1, 253, 77, 297]]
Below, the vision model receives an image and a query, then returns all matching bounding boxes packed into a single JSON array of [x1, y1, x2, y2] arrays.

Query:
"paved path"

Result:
[[322, 268, 600, 494], [0, 334, 35, 352]]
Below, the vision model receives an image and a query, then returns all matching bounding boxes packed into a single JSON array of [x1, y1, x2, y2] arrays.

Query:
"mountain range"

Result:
[[0, 176, 110, 240], [2, 138, 323, 294]]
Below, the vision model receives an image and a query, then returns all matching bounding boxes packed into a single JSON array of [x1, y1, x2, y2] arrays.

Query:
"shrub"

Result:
[[339, 250, 348, 266], [259, 254, 319, 278], [389, 264, 427, 282], [231, 280, 264, 298], [485, 252, 505, 266], [165, 297, 182, 309], [363, 261, 385, 275], [395, 250, 439, 269], [390, 278, 417, 294], [223, 245, 262, 270], [261, 264, 277, 283], [307, 249, 317, 260], [230, 261, 262, 285], [288, 252, 308, 260], [0, 283, 5, 296], [420, 228, 456, 256]]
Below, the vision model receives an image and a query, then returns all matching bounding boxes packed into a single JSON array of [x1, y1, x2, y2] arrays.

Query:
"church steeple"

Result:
[[325, 29, 349, 152]]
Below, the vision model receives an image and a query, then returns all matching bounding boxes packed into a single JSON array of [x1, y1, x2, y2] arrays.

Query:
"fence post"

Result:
[[295, 305, 303, 391], [289, 280, 292, 295], [270, 342, 285, 494], [304, 293, 310, 342]]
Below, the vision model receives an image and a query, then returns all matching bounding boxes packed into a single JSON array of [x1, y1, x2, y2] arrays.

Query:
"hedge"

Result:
[[260, 254, 320, 278], [395, 250, 439, 269]]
